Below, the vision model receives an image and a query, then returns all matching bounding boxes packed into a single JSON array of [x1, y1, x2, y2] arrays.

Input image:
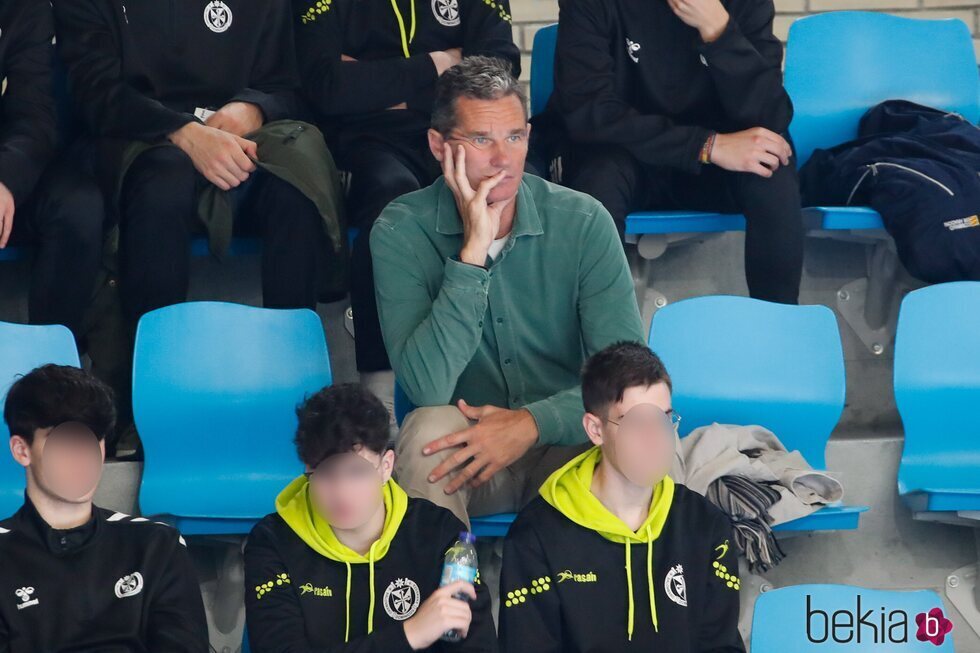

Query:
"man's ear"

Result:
[[582, 413, 604, 447], [9, 435, 32, 468], [428, 129, 446, 162]]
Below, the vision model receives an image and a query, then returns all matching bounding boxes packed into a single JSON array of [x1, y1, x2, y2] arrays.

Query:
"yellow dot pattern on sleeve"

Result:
[[712, 561, 740, 591], [480, 0, 512, 23], [255, 572, 291, 599], [504, 576, 552, 608], [301, 0, 332, 25]]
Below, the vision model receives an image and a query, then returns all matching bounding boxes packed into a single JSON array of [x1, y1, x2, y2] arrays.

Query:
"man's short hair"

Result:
[[4, 365, 116, 444], [430, 55, 528, 136], [294, 383, 390, 468], [581, 342, 673, 417]]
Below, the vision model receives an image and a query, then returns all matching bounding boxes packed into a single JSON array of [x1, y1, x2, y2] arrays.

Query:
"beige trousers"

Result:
[[393, 406, 589, 528]]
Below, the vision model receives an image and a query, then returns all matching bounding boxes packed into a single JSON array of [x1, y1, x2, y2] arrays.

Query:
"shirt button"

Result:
[[504, 358, 512, 365], [478, 321, 483, 328], [496, 318, 504, 324], [60, 536, 67, 546], [699, 54, 708, 66]]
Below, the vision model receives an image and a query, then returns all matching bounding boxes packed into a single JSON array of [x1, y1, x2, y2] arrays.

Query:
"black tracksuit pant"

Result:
[[566, 144, 804, 305], [341, 132, 440, 373], [118, 145, 324, 323], [10, 158, 105, 339]]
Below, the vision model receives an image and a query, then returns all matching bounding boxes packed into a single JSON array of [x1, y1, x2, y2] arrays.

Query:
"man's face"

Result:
[[585, 383, 676, 488], [431, 95, 529, 205], [307, 448, 394, 532], [11, 422, 106, 504]]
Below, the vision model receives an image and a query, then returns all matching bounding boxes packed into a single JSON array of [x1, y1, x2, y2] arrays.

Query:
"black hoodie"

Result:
[[0, 497, 208, 653], [53, 0, 300, 144], [0, 0, 57, 206], [498, 448, 744, 653], [244, 476, 496, 653], [542, 0, 792, 174], [292, 0, 520, 143]]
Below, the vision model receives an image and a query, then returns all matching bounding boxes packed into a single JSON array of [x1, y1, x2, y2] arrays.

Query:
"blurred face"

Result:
[[582, 383, 678, 488], [10, 422, 106, 504], [307, 447, 394, 532], [429, 94, 530, 205]]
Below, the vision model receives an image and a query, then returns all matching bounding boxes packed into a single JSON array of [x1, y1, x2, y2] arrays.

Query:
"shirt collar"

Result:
[[434, 174, 544, 239], [20, 492, 99, 555]]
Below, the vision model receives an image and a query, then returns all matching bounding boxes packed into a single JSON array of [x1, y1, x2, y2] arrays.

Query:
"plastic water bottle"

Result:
[[439, 531, 478, 643]]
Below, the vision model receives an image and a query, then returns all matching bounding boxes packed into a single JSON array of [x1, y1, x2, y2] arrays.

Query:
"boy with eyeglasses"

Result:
[[244, 383, 496, 652], [498, 342, 745, 653]]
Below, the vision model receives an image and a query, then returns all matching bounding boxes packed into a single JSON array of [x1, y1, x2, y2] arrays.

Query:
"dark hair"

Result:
[[294, 383, 390, 468], [581, 342, 672, 417], [431, 55, 528, 136], [4, 364, 116, 444]]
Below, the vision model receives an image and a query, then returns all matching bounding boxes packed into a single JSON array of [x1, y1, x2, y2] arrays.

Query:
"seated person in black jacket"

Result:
[[2, 0, 104, 343], [544, 0, 803, 304], [0, 365, 208, 652], [53, 0, 335, 326], [499, 342, 744, 653], [292, 0, 521, 402], [244, 383, 496, 652]]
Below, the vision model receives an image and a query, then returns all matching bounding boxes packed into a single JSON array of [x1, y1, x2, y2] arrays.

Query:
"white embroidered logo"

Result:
[[432, 0, 461, 27], [664, 564, 688, 607], [626, 38, 641, 63], [204, 1, 233, 33], [115, 572, 144, 599], [383, 578, 421, 620], [15, 586, 38, 610]]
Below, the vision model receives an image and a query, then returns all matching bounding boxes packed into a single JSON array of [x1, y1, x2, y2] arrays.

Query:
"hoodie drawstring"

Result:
[[343, 561, 353, 642], [646, 525, 658, 633], [624, 528, 660, 642], [367, 541, 378, 634]]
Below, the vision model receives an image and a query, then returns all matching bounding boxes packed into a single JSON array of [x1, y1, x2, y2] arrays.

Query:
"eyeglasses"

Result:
[[446, 129, 529, 151], [605, 404, 681, 441], [305, 456, 384, 488]]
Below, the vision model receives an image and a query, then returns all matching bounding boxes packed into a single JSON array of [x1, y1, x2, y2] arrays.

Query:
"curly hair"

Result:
[[294, 383, 391, 468]]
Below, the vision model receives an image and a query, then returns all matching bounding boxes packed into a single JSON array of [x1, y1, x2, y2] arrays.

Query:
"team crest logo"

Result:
[[204, 1, 233, 33], [432, 0, 460, 27], [115, 572, 144, 599], [383, 578, 421, 620], [15, 586, 38, 610], [664, 564, 688, 607], [626, 38, 641, 63]]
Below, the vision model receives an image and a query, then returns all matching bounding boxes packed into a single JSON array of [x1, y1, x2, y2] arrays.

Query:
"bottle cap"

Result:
[[459, 531, 476, 544]]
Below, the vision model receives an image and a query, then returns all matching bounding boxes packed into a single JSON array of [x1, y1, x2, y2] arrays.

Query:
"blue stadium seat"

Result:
[[752, 584, 954, 652], [528, 23, 742, 238], [132, 301, 332, 535], [0, 322, 80, 518], [0, 246, 27, 262], [649, 296, 867, 531], [785, 12, 979, 232], [895, 282, 980, 514], [393, 382, 518, 538]]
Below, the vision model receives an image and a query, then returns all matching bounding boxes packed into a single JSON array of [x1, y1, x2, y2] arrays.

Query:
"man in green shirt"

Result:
[[371, 56, 644, 526]]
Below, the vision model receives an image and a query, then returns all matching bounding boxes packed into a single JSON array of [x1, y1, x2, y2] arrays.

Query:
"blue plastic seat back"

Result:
[[0, 323, 80, 517], [752, 584, 954, 652], [895, 282, 980, 503], [530, 24, 558, 117], [133, 302, 332, 526], [786, 11, 980, 167], [649, 296, 845, 469]]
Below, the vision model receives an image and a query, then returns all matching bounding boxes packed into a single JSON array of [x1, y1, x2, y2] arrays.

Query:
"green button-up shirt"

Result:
[[371, 174, 644, 446]]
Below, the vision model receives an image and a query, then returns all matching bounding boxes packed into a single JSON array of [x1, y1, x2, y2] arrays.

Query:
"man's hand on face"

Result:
[[710, 127, 793, 178], [666, 0, 729, 42], [423, 399, 539, 494], [205, 101, 265, 138], [168, 122, 258, 191], [441, 143, 515, 266]]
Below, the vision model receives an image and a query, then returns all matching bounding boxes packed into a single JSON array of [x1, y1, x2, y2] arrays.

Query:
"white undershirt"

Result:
[[487, 234, 511, 261]]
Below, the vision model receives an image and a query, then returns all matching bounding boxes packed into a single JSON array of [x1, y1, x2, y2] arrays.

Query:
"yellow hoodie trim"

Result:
[[276, 475, 409, 642], [539, 446, 674, 641]]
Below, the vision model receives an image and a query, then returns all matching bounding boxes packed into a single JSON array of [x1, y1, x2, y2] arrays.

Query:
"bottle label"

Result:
[[440, 563, 477, 587]]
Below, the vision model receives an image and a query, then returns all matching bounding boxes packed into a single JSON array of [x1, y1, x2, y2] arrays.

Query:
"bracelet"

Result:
[[699, 133, 717, 165]]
